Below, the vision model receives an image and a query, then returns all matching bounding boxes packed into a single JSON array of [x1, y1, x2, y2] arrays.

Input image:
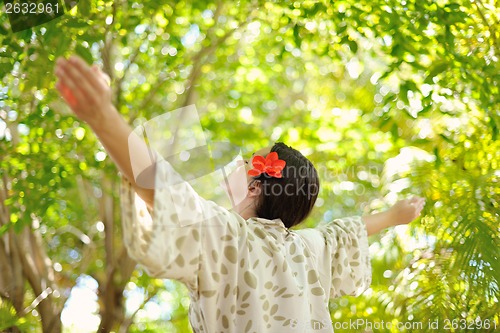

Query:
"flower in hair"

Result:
[[248, 152, 286, 178]]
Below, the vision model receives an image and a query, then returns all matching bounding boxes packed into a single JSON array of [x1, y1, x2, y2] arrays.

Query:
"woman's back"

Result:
[[121, 160, 371, 332]]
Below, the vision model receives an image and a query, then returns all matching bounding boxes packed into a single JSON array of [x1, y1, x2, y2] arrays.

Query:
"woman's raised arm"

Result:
[[362, 197, 425, 236], [54, 55, 155, 208]]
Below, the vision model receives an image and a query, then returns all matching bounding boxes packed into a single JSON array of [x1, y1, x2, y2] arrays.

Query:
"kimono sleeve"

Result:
[[299, 216, 372, 299], [120, 158, 237, 290]]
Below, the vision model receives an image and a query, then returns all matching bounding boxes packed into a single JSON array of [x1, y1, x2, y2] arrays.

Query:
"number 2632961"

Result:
[[5, 2, 60, 15]]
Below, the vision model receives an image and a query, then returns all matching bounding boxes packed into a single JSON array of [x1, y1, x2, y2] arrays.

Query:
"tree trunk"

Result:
[[0, 175, 25, 333], [96, 177, 136, 332]]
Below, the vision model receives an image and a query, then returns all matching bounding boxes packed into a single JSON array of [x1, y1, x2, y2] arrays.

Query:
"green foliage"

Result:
[[0, 0, 498, 331], [0, 298, 37, 332]]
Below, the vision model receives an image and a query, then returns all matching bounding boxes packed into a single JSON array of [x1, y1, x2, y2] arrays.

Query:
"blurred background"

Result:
[[0, 0, 498, 332]]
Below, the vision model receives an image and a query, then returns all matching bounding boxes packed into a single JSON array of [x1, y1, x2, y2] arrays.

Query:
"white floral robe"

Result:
[[121, 159, 372, 333]]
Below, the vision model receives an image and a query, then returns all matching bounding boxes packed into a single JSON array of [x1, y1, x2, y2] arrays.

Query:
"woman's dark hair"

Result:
[[253, 142, 319, 228]]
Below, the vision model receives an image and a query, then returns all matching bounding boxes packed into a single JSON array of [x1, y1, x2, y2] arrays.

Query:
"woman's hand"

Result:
[[54, 55, 114, 128], [363, 196, 425, 236], [388, 197, 426, 226]]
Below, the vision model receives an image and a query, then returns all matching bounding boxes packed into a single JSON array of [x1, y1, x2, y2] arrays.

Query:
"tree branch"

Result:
[[134, 71, 172, 121], [7, 230, 24, 314], [20, 287, 53, 317], [0, 174, 9, 226], [101, 0, 121, 81]]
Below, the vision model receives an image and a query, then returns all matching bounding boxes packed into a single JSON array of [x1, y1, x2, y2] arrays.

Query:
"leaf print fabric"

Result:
[[121, 158, 372, 332]]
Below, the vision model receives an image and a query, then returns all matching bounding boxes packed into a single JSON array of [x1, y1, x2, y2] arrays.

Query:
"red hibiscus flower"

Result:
[[247, 152, 286, 178]]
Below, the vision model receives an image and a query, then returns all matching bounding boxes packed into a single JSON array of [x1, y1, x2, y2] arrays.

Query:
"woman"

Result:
[[55, 56, 425, 332]]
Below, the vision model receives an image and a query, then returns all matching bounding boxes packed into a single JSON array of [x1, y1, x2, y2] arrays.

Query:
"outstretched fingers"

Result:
[[409, 197, 425, 215], [68, 56, 105, 88], [56, 57, 97, 105], [91, 64, 111, 88], [55, 80, 79, 107], [55, 64, 86, 108]]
